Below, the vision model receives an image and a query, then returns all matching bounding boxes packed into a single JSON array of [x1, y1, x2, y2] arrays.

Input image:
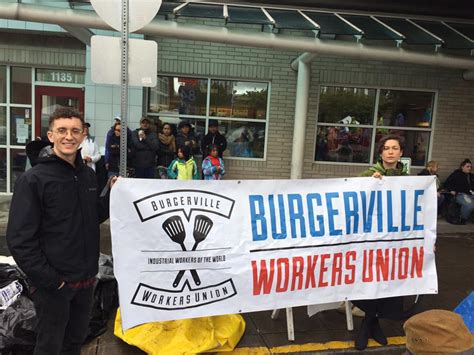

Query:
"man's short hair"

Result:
[[49, 106, 84, 130]]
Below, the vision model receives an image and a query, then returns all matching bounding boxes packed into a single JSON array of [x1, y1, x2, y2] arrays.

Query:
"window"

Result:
[[11, 67, 32, 105], [315, 86, 435, 167], [0, 66, 33, 193], [148, 76, 269, 159], [0, 66, 6, 103]]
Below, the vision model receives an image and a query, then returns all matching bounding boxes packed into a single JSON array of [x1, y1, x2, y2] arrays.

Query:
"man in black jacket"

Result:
[[201, 119, 227, 158], [131, 116, 158, 178], [7, 107, 114, 355]]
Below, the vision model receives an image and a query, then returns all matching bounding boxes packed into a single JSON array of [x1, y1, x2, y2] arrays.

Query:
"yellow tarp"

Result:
[[114, 308, 246, 355]]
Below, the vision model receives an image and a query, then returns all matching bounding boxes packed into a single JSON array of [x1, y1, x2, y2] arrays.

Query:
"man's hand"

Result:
[[83, 156, 92, 162], [110, 176, 119, 188], [57, 281, 66, 290]]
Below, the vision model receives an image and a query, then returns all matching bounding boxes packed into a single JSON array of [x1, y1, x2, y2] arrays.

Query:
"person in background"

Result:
[[167, 145, 199, 180], [6, 106, 114, 355], [202, 144, 225, 180], [176, 120, 199, 155], [104, 115, 132, 172], [80, 122, 101, 172], [444, 158, 474, 225], [418, 160, 446, 212], [156, 122, 176, 179], [106, 122, 134, 178], [354, 134, 408, 350], [131, 117, 158, 179], [201, 119, 227, 158]]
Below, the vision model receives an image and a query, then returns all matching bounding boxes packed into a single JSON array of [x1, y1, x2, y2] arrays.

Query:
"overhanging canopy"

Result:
[[1, 2, 474, 71]]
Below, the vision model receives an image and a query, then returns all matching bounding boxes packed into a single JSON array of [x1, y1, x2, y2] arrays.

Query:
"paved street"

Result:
[[0, 196, 472, 354]]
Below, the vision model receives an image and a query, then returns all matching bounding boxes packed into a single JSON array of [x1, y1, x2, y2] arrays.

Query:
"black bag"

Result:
[[84, 254, 118, 343], [445, 198, 462, 224]]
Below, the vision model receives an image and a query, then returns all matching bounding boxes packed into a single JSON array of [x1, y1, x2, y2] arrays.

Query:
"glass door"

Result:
[[34, 86, 84, 139]]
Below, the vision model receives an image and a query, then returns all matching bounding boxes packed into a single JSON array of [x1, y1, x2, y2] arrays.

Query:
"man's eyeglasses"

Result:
[[51, 128, 83, 137]]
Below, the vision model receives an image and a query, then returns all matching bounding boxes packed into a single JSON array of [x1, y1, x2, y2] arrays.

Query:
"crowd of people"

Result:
[[100, 116, 226, 181], [417, 158, 474, 225]]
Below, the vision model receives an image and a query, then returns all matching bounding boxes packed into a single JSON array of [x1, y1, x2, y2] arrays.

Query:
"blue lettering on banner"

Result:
[[288, 194, 306, 238], [249, 195, 267, 241], [413, 190, 424, 231], [400, 190, 411, 232], [269, 194, 287, 239], [361, 191, 375, 233], [343, 191, 359, 234], [325, 192, 342, 236], [307, 193, 325, 237], [387, 191, 399, 233], [377, 191, 383, 233], [249, 187, 427, 242]]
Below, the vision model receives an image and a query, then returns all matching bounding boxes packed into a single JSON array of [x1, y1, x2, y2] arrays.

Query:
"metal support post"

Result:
[[119, 0, 129, 177]]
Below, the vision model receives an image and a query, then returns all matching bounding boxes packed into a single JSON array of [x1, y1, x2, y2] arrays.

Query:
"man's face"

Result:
[[47, 117, 84, 161], [209, 125, 218, 134]]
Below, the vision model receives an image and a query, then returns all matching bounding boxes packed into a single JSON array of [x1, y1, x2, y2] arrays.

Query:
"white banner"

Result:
[[110, 176, 438, 330]]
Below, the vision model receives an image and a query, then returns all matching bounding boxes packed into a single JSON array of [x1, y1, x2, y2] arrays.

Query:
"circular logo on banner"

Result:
[[91, 0, 162, 33]]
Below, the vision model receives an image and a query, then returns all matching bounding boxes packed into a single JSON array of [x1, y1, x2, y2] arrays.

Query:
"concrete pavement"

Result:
[[0, 195, 472, 354]]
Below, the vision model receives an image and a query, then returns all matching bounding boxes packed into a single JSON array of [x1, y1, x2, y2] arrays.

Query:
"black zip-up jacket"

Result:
[[200, 131, 227, 158], [131, 128, 159, 168], [444, 169, 474, 194], [6, 142, 110, 291]]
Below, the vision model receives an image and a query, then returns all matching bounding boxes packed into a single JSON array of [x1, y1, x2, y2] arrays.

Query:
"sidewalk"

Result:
[[0, 195, 472, 354]]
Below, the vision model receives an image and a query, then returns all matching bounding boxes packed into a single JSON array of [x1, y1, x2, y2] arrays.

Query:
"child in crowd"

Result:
[[202, 144, 225, 180], [167, 145, 199, 180]]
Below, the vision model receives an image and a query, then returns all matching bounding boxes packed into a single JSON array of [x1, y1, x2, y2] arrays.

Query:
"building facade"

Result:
[[0, 5, 473, 193]]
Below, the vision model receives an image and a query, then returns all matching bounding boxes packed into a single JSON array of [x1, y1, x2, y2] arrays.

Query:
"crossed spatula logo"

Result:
[[162, 215, 214, 288]]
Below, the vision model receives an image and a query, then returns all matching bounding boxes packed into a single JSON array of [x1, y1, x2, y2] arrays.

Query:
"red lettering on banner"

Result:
[[251, 259, 274, 295], [411, 246, 424, 278], [376, 249, 390, 281], [276, 258, 289, 292], [345, 251, 356, 284], [331, 252, 343, 286], [318, 254, 330, 287], [361, 246, 424, 284], [391, 248, 397, 280], [362, 250, 374, 282], [305, 255, 318, 289], [398, 247, 409, 279], [291, 256, 304, 291], [251, 247, 424, 296]]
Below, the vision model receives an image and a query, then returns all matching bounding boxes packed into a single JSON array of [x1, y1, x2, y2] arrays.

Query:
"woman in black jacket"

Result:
[[444, 158, 474, 224]]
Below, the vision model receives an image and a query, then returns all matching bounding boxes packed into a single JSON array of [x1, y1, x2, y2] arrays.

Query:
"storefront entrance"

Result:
[[34, 86, 84, 139]]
